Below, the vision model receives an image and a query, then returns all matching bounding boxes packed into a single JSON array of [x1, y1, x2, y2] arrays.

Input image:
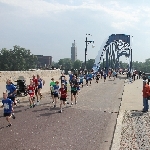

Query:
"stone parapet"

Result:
[[0, 69, 61, 82]]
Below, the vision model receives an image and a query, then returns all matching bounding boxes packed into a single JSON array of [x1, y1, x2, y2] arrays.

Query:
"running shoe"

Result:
[[12, 113, 16, 119], [59, 110, 62, 113], [6, 124, 12, 127]]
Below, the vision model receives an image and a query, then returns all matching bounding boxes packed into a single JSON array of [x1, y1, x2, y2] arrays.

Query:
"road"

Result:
[[0, 76, 125, 150]]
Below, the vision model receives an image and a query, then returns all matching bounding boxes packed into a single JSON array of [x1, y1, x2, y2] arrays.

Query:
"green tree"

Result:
[[0, 45, 37, 71], [86, 59, 95, 70], [58, 58, 72, 70], [73, 60, 82, 69]]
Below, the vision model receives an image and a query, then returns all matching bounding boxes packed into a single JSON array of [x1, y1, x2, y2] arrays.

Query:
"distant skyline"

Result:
[[0, 0, 150, 63]]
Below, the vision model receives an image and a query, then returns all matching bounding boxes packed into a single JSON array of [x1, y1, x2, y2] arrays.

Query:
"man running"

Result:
[[32, 75, 38, 103], [37, 74, 45, 105], [50, 78, 56, 103], [6, 79, 17, 106], [27, 80, 36, 108], [59, 83, 67, 113], [70, 75, 78, 105], [88, 71, 93, 85], [1, 92, 15, 127], [79, 73, 84, 88], [53, 81, 60, 108]]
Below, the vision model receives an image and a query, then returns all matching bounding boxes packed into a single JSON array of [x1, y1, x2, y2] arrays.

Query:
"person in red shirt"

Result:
[[32, 75, 38, 102], [142, 80, 149, 112], [27, 80, 36, 108], [59, 83, 67, 113]]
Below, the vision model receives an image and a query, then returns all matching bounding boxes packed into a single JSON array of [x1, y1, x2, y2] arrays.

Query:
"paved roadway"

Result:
[[0, 76, 125, 150]]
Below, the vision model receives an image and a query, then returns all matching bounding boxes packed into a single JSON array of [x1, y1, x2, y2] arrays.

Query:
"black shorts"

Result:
[[96, 78, 99, 80], [51, 91, 54, 95], [86, 79, 88, 83], [8, 97, 15, 102], [79, 81, 83, 85], [60, 97, 67, 101], [35, 88, 38, 95], [71, 90, 77, 95], [104, 77, 106, 79], [89, 78, 92, 80], [54, 93, 58, 97], [4, 113, 11, 117]]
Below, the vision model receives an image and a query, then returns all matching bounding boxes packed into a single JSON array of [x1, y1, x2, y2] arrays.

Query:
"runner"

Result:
[[32, 75, 38, 103], [104, 72, 107, 82], [53, 81, 59, 108], [59, 83, 67, 113], [27, 80, 36, 108], [1, 92, 15, 127], [96, 72, 100, 83], [69, 72, 73, 84], [60, 73, 66, 84], [85, 73, 89, 87], [70, 75, 78, 105], [79, 73, 84, 88], [100, 70, 103, 79], [112, 70, 117, 81], [6, 79, 17, 106], [37, 74, 45, 105], [108, 69, 112, 79], [50, 78, 56, 103], [89, 71, 93, 85], [77, 77, 80, 95]]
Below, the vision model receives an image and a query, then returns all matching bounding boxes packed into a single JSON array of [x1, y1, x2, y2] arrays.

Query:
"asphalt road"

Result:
[[0, 76, 125, 150]]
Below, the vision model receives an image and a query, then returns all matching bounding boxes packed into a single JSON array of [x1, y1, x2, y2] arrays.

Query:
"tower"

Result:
[[71, 40, 77, 62]]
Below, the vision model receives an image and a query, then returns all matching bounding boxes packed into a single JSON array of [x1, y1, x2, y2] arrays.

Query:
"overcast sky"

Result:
[[0, 0, 150, 62]]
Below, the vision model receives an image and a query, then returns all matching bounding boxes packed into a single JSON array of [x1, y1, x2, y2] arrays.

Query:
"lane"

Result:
[[0, 76, 124, 150]]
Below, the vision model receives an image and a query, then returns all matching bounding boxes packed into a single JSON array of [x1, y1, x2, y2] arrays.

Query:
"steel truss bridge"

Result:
[[93, 34, 133, 73]]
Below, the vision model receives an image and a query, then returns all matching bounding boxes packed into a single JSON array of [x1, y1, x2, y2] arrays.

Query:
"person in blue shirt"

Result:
[[37, 74, 45, 104], [103, 72, 107, 82], [77, 77, 80, 94], [53, 81, 60, 108], [85, 73, 89, 86], [1, 92, 15, 127], [60, 73, 66, 84], [79, 73, 84, 88], [88, 72, 93, 85], [6, 79, 17, 106], [69, 73, 73, 84]]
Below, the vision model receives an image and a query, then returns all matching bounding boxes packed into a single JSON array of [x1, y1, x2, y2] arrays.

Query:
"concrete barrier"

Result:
[[0, 70, 62, 95]]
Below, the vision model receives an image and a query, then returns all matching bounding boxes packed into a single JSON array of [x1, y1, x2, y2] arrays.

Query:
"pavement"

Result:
[[0, 75, 125, 150], [1, 75, 149, 150], [111, 77, 150, 150]]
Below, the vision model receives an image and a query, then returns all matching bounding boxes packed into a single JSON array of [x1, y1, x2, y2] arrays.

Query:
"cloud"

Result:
[[0, 0, 145, 29]]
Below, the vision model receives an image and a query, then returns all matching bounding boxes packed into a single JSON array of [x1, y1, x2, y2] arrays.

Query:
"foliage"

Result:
[[73, 60, 82, 69], [86, 59, 95, 70], [0, 45, 37, 71]]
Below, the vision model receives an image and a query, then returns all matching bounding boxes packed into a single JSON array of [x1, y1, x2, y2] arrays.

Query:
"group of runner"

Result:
[[1, 69, 117, 127], [1, 74, 45, 127]]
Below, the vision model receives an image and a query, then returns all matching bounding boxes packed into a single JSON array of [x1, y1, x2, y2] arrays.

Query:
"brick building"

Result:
[[35, 55, 52, 68]]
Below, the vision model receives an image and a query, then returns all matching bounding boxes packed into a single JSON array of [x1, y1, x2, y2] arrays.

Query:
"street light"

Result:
[[85, 33, 95, 70]]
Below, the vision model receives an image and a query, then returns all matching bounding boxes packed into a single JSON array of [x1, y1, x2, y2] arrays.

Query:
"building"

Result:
[[35, 55, 52, 68], [71, 40, 77, 62]]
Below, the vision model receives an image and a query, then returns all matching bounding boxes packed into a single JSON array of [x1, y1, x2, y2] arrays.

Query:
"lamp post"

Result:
[[85, 34, 95, 70]]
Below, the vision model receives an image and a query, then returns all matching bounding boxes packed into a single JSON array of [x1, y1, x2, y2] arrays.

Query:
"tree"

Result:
[[73, 60, 82, 69], [58, 58, 72, 70], [86, 59, 95, 70], [0, 45, 37, 71]]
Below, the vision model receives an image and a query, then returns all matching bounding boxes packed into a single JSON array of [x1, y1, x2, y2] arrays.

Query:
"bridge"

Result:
[[93, 34, 133, 73]]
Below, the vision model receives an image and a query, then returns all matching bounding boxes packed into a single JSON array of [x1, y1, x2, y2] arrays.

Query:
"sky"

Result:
[[0, 0, 150, 63]]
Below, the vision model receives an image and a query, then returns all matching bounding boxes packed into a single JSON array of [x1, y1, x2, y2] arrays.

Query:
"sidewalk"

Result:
[[111, 78, 150, 149]]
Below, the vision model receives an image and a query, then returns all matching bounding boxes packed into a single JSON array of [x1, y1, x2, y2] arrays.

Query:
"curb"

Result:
[[110, 79, 126, 150]]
